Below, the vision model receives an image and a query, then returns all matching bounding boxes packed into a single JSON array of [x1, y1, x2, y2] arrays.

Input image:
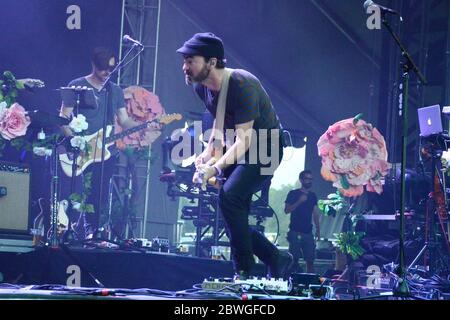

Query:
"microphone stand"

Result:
[[64, 91, 83, 243], [95, 44, 144, 235], [376, 15, 427, 298]]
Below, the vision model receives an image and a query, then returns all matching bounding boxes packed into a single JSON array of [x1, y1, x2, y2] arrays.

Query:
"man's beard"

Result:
[[303, 183, 312, 189], [189, 64, 211, 83]]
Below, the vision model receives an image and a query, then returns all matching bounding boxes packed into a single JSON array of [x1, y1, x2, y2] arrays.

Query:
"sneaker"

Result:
[[267, 251, 294, 279]]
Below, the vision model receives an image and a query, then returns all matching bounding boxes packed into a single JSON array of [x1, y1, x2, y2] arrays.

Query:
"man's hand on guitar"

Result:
[[195, 152, 212, 169], [194, 154, 204, 169], [193, 164, 218, 190], [143, 122, 162, 144]]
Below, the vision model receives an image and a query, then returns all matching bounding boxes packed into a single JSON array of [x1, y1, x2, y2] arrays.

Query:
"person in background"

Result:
[[285, 170, 321, 273]]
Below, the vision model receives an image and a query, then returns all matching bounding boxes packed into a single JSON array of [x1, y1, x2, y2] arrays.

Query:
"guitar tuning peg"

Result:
[[38, 129, 45, 140]]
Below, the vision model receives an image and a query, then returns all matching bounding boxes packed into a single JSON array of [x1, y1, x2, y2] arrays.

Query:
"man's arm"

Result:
[[197, 119, 217, 167], [59, 103, 74, 137], [116, 107, 140, 129], [193, 120, 254, 187], [284, 192, 308, 214]]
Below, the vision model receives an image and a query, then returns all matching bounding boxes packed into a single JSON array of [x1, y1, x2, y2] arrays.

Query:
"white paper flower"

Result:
[[33, 147, 46, 156], [33, 147, 52, 157], [69, 114, 88, 133], [70, 135, 86, 150]]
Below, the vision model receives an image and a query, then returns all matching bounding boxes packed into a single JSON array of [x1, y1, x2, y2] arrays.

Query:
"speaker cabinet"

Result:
[[0, 161, 30, 234]]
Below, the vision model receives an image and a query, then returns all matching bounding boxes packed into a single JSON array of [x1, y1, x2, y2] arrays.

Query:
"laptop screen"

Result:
[[417, 105, 443, 137]]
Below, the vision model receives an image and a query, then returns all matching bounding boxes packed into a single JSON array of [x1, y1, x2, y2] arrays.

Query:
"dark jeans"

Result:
[[219, 146, 283, 274], [287, 230, 316, 264]]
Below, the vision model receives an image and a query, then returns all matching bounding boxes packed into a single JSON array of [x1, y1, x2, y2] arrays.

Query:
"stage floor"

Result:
[[2, 242, 445, 301], [0, 242, 335, 290], [0, 242, 337, 300]]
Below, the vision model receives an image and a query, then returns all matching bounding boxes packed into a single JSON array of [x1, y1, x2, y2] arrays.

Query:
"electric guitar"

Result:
[[59, 113, 182, 177], [31, 198, 69, 245], [57, 199, 69, 233]]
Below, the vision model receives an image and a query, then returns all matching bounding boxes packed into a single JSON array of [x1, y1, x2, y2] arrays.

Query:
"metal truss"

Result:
[[115, 0, 162, 238]]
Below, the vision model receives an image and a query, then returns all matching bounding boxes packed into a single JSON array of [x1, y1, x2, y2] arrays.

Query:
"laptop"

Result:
[[417, 104, 443, 137]]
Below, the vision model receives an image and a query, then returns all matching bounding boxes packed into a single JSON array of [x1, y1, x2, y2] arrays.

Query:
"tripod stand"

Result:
[[105, 171, 136, 241]]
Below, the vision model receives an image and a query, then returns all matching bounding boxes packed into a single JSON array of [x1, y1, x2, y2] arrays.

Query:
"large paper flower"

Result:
[[0, 102, 31, 140], [115, 86, 164, 150], [317, 116, 391, 197]]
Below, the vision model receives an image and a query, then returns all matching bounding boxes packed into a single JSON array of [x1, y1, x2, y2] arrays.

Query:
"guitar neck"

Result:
[[105, 121, 150, 144], [103, 113, 181, 144]]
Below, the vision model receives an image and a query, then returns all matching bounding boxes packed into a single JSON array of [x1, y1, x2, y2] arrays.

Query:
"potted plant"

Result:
[[318, 191, 365, 270]]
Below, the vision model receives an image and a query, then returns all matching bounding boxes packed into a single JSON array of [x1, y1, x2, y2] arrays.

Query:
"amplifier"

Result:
[[0, 161, 31, 234]]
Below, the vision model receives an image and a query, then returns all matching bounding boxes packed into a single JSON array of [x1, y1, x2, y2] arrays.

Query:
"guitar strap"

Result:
[[212, 68, 234, 158]]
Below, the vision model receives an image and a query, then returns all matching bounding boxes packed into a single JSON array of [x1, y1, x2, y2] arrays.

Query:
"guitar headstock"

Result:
[[158, 113, 182, 125], [18, 78, 45, 89]]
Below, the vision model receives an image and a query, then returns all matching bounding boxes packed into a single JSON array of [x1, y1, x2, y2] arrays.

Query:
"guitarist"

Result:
[[177, 33, 292, 279], [59, 47, 142, 240]]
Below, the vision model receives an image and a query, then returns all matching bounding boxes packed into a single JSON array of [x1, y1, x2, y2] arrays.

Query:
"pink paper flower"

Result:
[[317, 117, 391, 197], [0, 103, 30, 140], [115, 86, 164, 150]]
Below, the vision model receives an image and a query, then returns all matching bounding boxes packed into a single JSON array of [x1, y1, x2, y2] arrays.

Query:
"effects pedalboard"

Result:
[[202, 277, 290, 294], [201, 273, 335, 299], [129, 237, 170, 252]]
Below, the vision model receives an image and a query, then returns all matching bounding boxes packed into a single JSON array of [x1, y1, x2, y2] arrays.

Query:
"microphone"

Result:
[[123, 35, 144, 47], [364, 0, 401, 17]]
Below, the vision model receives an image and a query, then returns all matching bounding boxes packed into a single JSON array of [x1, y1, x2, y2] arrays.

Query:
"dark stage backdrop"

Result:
[[0, 0, 123, 220], [0, 0, 122, 115], [0, 0, 388, 241]]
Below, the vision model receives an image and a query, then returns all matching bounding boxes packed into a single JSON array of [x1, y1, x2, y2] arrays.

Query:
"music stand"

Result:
[[59, 86, 98, 112]]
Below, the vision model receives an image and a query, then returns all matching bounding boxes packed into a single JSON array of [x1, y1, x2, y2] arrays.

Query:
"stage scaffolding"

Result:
[[111, 0, 162, 239]]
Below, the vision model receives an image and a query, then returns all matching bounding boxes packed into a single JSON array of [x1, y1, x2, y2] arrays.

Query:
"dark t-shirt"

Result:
[[285, 189, 318, 233], [194, 69, 280, 130], [66, 77, 125, 134], [193, 69, 282, 162]]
